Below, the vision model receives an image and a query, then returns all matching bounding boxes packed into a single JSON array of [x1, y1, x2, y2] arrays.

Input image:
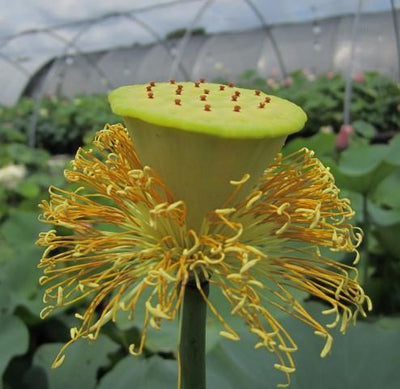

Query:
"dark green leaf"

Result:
[[207, 302, 400, 389], [371, 170, 400, 208], [15, 180, 41, 199], [98, 356, 177, 389], [0, 282, 15, 316], [0, 209, 47, 246], [386, 134, 400, 166], [368, 201, 400, 227], [207, 329, 281, 388], [291, 305, 400, 389], [32, 335, 119, 389], [0, 315, 29, 377], [1, 245, 45, 315], [333, 144, 397, 194], [283, 132, 336, 159], [352, 120, 376, 139]]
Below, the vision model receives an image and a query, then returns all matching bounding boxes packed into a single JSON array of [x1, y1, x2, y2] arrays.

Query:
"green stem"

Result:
[[179, 281, 209, 389]]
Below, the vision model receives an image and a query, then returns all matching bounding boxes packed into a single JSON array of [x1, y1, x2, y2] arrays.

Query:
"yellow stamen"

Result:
[[36, 124, 369, 387], [220, 331, 240, 341], [274, 364, 296, 374]]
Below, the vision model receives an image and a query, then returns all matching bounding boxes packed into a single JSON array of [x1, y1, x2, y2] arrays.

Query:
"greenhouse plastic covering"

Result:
[[0, 0, 399, 106]]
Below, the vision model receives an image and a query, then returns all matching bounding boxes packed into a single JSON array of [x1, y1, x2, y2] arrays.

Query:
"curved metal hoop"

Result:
[[244, 0, 287, 78]]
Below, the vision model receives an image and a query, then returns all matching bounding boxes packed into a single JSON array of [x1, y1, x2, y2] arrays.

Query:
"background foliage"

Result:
[[0, 71, 399, 388]]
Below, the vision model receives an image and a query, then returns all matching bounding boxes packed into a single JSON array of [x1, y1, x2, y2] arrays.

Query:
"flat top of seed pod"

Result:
[[108, 81, 307, 139]]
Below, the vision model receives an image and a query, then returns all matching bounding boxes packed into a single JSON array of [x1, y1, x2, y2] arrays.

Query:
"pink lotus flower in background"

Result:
[[353, 72, 364, 83], [282, 76, 294, 87], [326, 71, 335, 79], [335, 124, 354, 150], [266, 77, 278, 89]]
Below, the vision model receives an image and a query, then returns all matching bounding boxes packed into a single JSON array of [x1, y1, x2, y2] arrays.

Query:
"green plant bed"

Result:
[[0, 71, 399, 389], [1, 95, 119, 154], [233, 70, 400, 139]]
